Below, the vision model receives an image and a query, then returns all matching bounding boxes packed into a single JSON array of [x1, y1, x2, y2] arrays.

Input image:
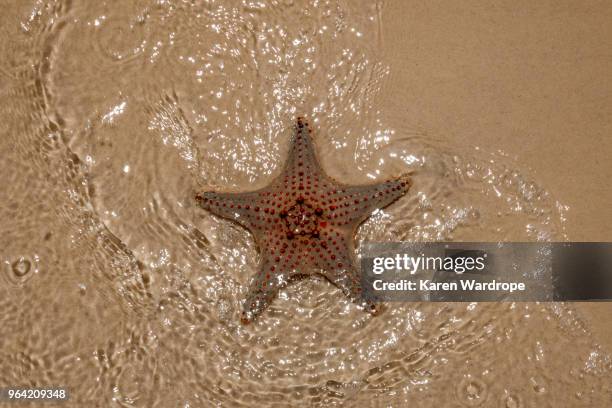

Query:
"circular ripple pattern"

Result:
[[11, 257, 31, 277], [501, 394, 523, 408], [0, 0, 610, 407], [456, 376, 488, 407]]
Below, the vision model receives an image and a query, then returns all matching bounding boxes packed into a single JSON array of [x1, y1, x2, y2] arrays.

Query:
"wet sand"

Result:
[[381, 0, 612, 352], [1, 0, 611, 406], [381, 0, 612, 241]]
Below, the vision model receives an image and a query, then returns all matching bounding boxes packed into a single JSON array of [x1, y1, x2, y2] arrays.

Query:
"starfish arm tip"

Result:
[[195, 190, 260, 229], [194, 191, 214, 209], [366, 302, 383, 316], [240, 311, 252, 325], [240, 267, 289, 323], [400, 173, 413, 186]]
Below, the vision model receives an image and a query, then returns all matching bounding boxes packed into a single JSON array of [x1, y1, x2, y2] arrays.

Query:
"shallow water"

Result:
[[1, 1, 610, 407]]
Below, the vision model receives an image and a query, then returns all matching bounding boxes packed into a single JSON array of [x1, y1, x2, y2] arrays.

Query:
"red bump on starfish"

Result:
[[196, 117, 412, 324]]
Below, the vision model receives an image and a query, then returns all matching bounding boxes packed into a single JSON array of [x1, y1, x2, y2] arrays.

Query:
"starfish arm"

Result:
[[195, 191, 261, 229], [240, 260, 292, 324], [326, 176, 412, 226], [282, 117, 327, 179], [324, 267, 381, 315], [317, 246, 381, 314]]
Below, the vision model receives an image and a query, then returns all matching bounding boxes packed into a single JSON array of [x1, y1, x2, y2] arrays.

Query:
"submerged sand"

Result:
[[1, 0, 611, 406]]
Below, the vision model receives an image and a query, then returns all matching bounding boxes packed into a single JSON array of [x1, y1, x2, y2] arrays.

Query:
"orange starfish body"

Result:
[[196, 117, 411, 323]]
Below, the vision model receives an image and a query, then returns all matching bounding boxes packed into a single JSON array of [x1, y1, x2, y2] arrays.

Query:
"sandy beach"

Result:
[[1, 0, 610, 406]]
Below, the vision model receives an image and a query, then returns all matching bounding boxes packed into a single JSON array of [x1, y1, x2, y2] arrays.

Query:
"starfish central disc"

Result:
[[281, 197, 324, 239], [195, 117, 412, 323]]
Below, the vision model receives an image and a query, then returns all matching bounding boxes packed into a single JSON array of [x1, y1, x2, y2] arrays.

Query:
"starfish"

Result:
[[196, 117, 411, 323]]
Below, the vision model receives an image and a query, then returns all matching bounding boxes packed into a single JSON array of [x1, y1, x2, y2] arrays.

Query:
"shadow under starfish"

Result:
[[196, 117, 412, 324]]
